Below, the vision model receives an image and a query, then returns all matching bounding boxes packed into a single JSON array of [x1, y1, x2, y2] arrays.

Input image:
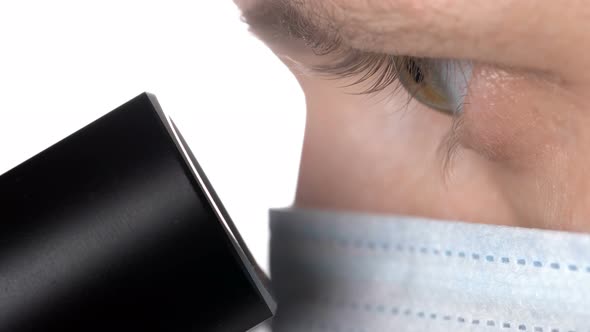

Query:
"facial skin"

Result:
[[235, 0, 590, 232]]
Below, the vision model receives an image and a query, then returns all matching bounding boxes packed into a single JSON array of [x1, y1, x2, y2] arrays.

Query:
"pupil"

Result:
[[406, 59, 424, 84]]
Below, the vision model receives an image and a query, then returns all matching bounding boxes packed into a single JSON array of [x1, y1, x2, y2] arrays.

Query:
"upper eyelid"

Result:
[[241, 1, 406, 86], [241, 1, 461, 111]]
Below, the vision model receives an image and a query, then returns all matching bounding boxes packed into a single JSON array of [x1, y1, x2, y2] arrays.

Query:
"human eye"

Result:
[[395, 58, 472, 115], [311, 50, 473, 115]]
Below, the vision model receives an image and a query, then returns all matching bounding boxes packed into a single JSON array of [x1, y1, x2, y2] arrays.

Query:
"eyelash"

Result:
[[312, 51, 403, 95], [311, 50, 463, 111]]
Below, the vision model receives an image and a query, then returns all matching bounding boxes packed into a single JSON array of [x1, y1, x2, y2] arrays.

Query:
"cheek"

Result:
[[459, 65, 567, 168], [456, 65, 590, 229], [293, 77, 452, 214], [292, 75, 515, 223]]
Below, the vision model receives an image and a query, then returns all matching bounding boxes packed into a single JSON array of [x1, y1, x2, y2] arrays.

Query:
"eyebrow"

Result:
[[240, 0, 342, 54], [240, 0, 585, 83]]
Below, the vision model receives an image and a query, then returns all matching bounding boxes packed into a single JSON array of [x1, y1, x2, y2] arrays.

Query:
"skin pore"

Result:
[[235, 0, 590, 232]]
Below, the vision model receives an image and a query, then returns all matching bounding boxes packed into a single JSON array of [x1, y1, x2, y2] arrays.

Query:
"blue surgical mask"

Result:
[[269, 208, 590, 332]]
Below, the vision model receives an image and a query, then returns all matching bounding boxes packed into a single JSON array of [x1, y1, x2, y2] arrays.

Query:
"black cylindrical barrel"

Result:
[[0, 93, 274, 331]]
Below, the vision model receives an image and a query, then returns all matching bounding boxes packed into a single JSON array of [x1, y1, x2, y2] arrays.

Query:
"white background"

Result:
[[0, 1, 306, 273]]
